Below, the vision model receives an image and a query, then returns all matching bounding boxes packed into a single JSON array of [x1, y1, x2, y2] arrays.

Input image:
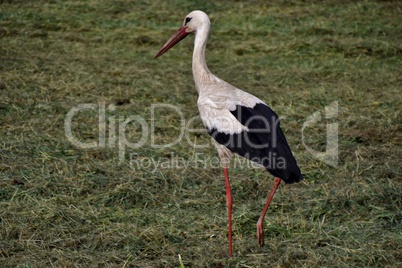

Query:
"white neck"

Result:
[[192, 25, 214, 94]]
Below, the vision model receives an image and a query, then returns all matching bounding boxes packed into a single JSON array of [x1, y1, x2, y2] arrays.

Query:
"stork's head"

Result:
[[153, 10, 210, 59]]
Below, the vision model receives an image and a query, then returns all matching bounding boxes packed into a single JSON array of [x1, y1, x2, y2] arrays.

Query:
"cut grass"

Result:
[[1, 0, 401, 267]]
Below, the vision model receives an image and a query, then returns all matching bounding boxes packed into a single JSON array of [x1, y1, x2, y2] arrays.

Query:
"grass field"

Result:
[[1, 0, 401, 267]]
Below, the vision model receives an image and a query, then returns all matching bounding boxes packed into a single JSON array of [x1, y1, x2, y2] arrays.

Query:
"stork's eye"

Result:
[[185, 17, 192, 24]]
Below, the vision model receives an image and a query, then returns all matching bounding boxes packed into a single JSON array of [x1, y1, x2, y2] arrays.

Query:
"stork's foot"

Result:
[[257, 220, 264, 247]]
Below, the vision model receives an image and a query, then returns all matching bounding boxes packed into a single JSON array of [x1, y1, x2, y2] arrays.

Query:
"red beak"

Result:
[[153, 26, 189, 59]]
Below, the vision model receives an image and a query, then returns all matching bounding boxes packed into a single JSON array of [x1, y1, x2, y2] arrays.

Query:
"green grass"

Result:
[[1, 0, 401, 267]]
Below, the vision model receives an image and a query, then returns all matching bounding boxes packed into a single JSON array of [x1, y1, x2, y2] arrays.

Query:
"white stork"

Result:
[[154, 10, 303, 257]]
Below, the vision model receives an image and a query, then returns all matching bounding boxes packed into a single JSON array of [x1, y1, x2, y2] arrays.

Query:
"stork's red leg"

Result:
[[257, 177, 281, 247], [223, 167, 233, 257]]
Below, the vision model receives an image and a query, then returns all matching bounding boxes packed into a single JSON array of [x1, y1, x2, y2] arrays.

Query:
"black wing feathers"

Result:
[[207, 103, 302, 184]]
